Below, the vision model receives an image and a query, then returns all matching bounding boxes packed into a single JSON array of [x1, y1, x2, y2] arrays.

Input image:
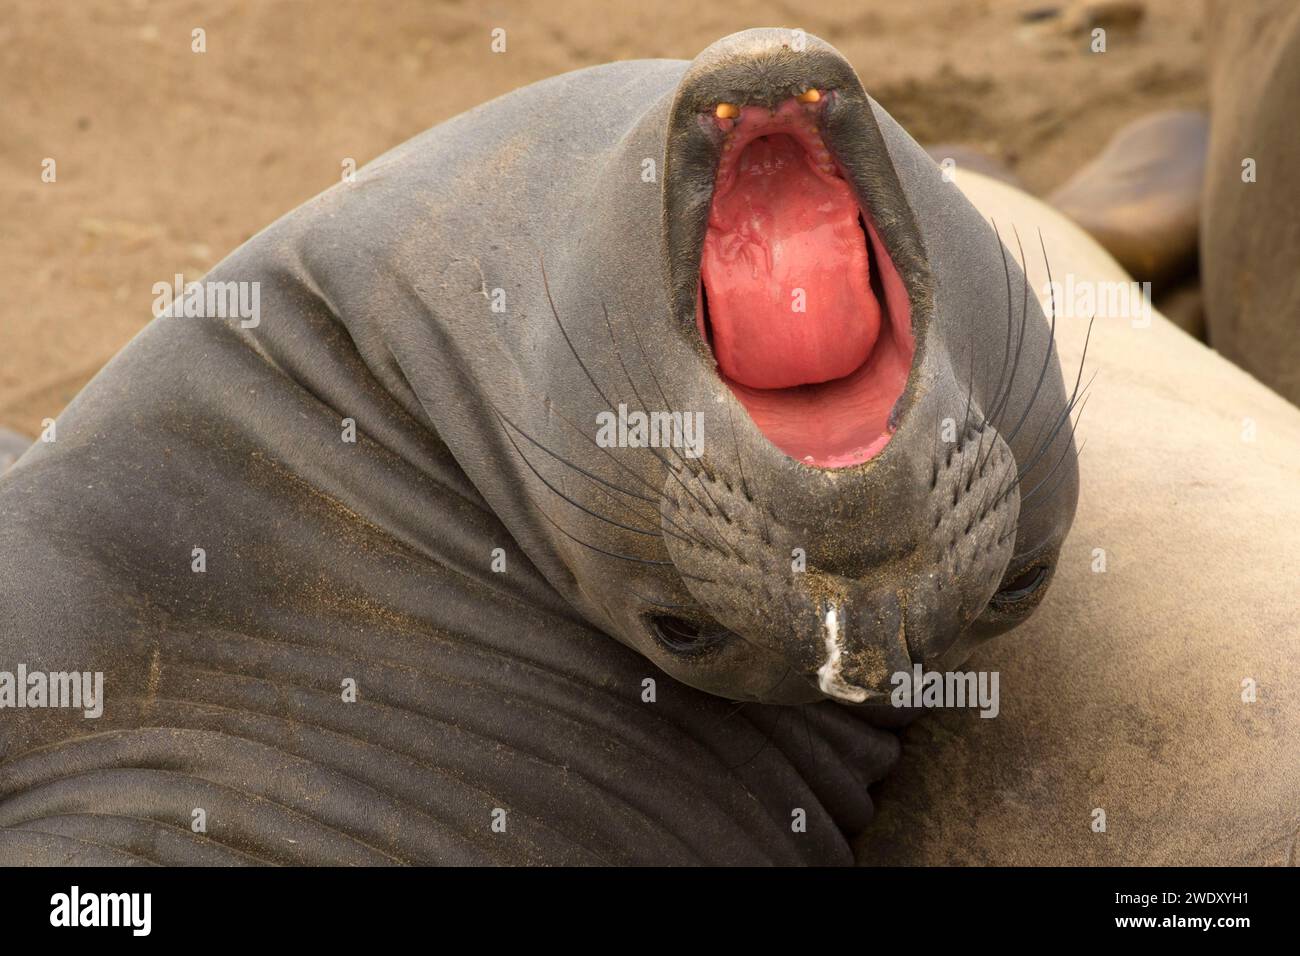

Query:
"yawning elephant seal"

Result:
[[2, 29, 1085, 864]]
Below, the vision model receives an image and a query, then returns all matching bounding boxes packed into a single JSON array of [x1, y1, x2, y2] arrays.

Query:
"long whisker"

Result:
[[536, 262, 721, 552], [1001, 229, 1061, 448], [538, 398, 711, 548], [1021, 436, 1087, 515], [541, 259, 621, 413], [496, 403, 657, 506], [977, 225, 1033, 476], [499, 415, 694, 546], [535, 261, 715, 548], [623, 310, 736, 525], [723, 700, 793, 772], [725, 397, 771, 545], [996, 365, 1096, 507], [628, 589, 699, 610], [982, 219, 1017, 432], [1002, 381, 1089, 506], [1008, 306, 1096, 482], [534, 503, 676, 568], [1018, 397, 1091, 506], [992, 225, 1032, 425], [604, 304, 741, 559]]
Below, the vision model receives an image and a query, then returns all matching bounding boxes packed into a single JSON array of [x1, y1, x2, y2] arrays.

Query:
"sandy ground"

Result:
[[0, 0, 1206, 435]]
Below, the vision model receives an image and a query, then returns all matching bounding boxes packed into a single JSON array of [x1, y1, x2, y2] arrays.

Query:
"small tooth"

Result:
[[798, 88, 821, 103], [715, 102, 739, 119]]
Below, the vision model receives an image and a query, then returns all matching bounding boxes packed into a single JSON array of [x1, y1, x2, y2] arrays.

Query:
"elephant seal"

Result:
[[0, 30, 1081, 865], [1202, 0, 1300, 406]]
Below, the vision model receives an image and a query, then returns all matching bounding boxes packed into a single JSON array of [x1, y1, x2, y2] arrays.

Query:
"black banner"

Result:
[[3, 866, 1278, 941]]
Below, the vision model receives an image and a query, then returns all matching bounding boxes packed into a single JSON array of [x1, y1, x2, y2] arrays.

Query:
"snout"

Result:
[[657, 415, 1020, 704]]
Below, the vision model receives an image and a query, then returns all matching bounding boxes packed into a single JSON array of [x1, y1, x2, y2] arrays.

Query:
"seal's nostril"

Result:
[[650, 615, 732, 655]]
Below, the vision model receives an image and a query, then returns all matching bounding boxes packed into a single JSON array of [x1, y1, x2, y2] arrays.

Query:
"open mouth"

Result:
[[698, 94, 915, 468]]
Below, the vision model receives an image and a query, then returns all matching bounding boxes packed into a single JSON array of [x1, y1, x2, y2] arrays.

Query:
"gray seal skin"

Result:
[[0, 30, 1077, 865]]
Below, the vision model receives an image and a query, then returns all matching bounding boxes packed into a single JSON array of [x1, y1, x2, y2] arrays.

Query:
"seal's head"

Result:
[[519, 29, 1081, 705]]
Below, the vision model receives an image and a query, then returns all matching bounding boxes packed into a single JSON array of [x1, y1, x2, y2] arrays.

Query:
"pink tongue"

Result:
[[701, 134, 880, 390]]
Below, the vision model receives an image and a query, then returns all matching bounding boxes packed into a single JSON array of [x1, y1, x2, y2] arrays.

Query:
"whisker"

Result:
[[623, 310, 736, 524], [541, 259, 621, 414], [1001, 229, 1061, 449], [977, 225, 1033, 476], [1018, 397, 1091, 506], [534, 262, 715, 549], [1021, 328, 1096, 477], [1023, 436, 1088, 515], [496, 403, 714, 550], [499, 416, 694, 546], [606, 304, 742, 559], [1008, 309, 1097, 484], [598, 306, 733, 530], [724, 702, 789, 772], [996, 366, 1096, 507], [726, 397, 771, 545], [534, 502, 676, 568], [539, 398, 711, 548], [627, 588, 698, 610], [982, 219, 1017, 433], [495, 404, 657, 506], [534, 262, 725, 552]]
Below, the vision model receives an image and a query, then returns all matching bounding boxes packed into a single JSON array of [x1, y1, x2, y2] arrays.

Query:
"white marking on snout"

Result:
[[816, 604, 869, 704]]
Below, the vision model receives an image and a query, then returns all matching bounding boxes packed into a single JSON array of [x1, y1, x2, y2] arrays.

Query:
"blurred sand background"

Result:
[[1, 0, 1205, 434]]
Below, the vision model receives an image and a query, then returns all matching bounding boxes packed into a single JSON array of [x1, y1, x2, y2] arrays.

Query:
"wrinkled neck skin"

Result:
[[381, 34, 1078, 708]]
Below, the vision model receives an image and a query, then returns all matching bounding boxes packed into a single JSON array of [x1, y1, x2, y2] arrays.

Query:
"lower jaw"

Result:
[[724, 341, 907, 468]]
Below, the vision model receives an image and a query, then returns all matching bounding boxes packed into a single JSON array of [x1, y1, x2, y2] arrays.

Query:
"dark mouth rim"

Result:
[[661, 77, 934, 471]]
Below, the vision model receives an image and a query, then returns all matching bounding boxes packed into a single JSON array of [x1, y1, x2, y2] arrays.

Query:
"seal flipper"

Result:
[[1048, 110, 1208, 292]]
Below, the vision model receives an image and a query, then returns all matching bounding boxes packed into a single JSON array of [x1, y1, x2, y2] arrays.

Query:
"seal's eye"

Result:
[[991, 565, 1049, 607], [651, 615, 731, 655]]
